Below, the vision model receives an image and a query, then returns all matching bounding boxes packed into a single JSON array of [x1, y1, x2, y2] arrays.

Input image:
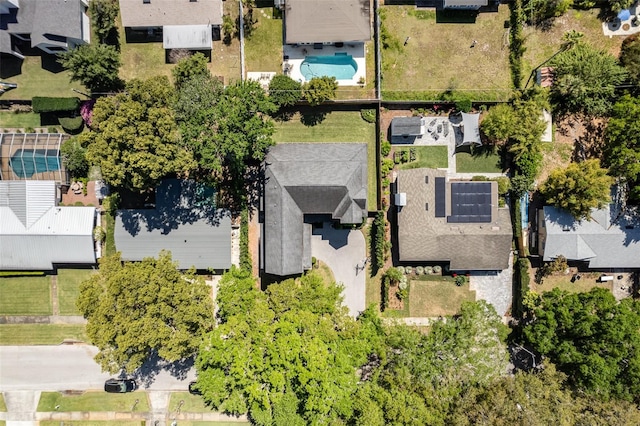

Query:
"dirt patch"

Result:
[[387, 282, 405, 310]]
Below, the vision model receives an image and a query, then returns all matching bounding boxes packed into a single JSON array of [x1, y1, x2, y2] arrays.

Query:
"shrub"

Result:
[[93, 226, 106, 242], [48, 126, 60, 133], [424, 266, 433, 275], [360, 109, 376, 123], [61, 137, 89, 178], [433, 265, 442, 274], [415, 266, 424, 275], [381, 139, 391, 157], [381, 275, 390, 311], [32, 97, 80, 113], [455, 275, 467, 286], [371, 211, 387, 273], [240, 208, 252, 273], [384, 267, 403, 283], [311, 256, 317, 268], [454, 97, 473, 113], [381, 157, 394, 177], [405, 266, 413, 275], [25, 127, 35, 133], [396, 266, 405, 274], [80, 99, 96, 128], [58, 116, 84, 134], [268, 74, 302, 108]]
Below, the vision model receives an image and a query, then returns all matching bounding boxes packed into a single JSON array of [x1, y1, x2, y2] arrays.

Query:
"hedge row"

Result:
[[371, 211, 386, 274], [513, 257, 531, 318], [32, 97, 80, 113], [240, 208, 252, 273], [58, 116, 84, 134]]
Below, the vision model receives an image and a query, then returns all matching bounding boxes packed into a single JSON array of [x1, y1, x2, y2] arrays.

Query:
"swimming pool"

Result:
[[301, 53, 358, 81], [10, 149, 61, 178]]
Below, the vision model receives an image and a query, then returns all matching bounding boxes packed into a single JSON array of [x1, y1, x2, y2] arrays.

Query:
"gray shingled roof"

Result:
[[396, 169, 512, 270], [391, 117, 423, 137], [284, 0, 371, 44], [1, 0, 86, 54], [115, 179, 231, 270], [119, 0, 223, 27], [542, 205, 640, 268], [264, 143, 368, 276]]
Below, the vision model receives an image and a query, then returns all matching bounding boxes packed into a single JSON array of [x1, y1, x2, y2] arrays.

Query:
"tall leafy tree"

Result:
[[58, 43, 122, 92], [77, 252, 214, 373], [89, 0, 119, 45], [268, 74, 302, 109], [522, 287, 640, 402], [480, 104, 516, 144], [608, 0, 635, 12], [620, 34, 640, 86], [550, 42, 627, 117], [196, 267, 382, 425], [303, 76, 338, 106], [60, 136, 89, 178], [172, 52, 210, 89], [604, 95, 640, 203], [540, 159, 614, 220], [80, 76, 194, 191]]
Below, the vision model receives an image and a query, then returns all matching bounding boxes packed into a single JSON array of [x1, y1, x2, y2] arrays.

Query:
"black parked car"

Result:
[[104, 378, 137, 393]]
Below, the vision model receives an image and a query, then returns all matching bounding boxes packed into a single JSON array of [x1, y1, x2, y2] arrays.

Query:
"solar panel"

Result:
[[447, 182, 492, 223], [435, 177, 446, 218]]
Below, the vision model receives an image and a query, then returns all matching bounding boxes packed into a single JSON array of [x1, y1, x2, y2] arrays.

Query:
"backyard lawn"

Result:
[[169, 392, 212, 413], [0, 276, 51, 315], [57, 269, 95, 315], [245, 6, 283, 73], [409, 277, 476, 317], [397, 146, 449, 170], [455, 150, 503, 173], [0, 112, 42, 129], [379, 5, 511, 101], [38, 392, 149, 412], [0, 55, 81, 100], [531, 272, 613, 295], [0, 324, 87, 345], [273, 111, 377, 210]]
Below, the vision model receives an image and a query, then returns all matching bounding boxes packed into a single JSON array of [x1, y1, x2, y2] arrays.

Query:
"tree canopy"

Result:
[[604, 95, 640, 204], [172, 52, 210, 89], [549, 42, 627, 117], [60, 136, 89, 178], [77, 252, 214, 374], [620, 34, 640, 86], [540, 159, 614, 219], [521, 287, 640, 402], [80, 76, 194, 191], [303, 76, 338, 106], [195, 267, 381, 425], [479, 103, 516, 144], [268, 75, 302, 109], [58, 43, 122, 92], [89, 0, 119, 45]]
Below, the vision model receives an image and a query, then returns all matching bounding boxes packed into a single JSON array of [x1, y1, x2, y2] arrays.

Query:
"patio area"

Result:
[[603, 2, 640, 37], [283, 43, 366, 86]]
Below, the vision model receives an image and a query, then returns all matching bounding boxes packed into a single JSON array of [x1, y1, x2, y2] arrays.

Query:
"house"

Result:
[[115, 179, 231, 270], [283, 0, 371, 45], [0, 133, 70, 184], [0, 180, 96, 270], [0, 0, 90, 59], [539, 205, 640, 269], [396, 168, 512, 271], [118, 0, 223, 51], [263, 143, 368, 276]]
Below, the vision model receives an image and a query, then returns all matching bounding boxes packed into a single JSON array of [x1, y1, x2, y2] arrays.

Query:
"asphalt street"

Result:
[[0, 345, 196, 392]]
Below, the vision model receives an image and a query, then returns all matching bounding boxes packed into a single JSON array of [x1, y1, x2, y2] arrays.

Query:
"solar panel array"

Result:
[[435, 177, 446, 218], [447, 182, 492, 223]]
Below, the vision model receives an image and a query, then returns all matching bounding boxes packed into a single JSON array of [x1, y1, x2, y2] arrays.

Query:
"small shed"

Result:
[[391, 117, 424, 137]]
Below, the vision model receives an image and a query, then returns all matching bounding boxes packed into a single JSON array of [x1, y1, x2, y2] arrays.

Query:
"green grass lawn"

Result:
[[397, 146, 449, 170], [245, 6, 283, 73], [379, 5, 511, 101], [0, 276, 51, 315], [57, 269, 95, 315], [104, 210, 116, 257], [0, 55, 82, 100], [169, 392, 212, 413], [522, 8, 623, 88], [455, 151, 503, 173], [0, 112, 42, 129], [273, 111, 377, 211], [532, 273, 613, 295], [38, 392, 149, 412], [409, 278, 476, 317], [0, 324, 87, 345]]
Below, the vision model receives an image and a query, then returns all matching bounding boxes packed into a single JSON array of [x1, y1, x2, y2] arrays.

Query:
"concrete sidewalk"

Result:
[[0, 315, 86, 324]]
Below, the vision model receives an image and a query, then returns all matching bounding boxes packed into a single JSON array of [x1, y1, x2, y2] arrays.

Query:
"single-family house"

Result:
[[115, 179, 231, 270], [0, 0, 90, 59], [263, 143, 368, 276], [539, 205, 640, 269], [118, 0, 223, 51], [283, 0, 371, 45], [396, 168, 512, 271], [0, 180, 96, 270]]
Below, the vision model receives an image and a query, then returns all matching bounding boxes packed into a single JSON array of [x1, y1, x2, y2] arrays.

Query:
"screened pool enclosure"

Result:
[[0, 133, 70, 183]]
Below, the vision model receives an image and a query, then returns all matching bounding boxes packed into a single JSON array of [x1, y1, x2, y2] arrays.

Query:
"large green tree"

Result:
[[195, 267, 382, 425], [77, 252, 214, 373], [172, 52, 210, 89], [550, 42, 627, 117], [89, 0, 119, 45], [80, 76, 194, 191], [620, 34, 640, 86], [604, 95, 640, 203], [58, 43, 122, 92], [60, 136, 89, 178], [522, 287, 640, 402], [303, 76, 338, 106], [540, 159, 614, 219], [268, 74, 302, 109]]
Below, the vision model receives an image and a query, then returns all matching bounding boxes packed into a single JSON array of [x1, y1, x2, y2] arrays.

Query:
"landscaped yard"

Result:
[[245, 6, 283, 73], [57, 269, 95, 315], [169, 392, 212, 413], [273, 110, 377, 210], [531, 272, 613, 295], [397, 146, 449, 170], [0, 55, 81, 100], [379, 5, 511, 101], [0, 112, 42, 129], [0, 324, 87, 345], [455, 150, 503, 173], [409, 276, 476, 317], [0, 276, 51, 315], [38, 392, 149, 412]]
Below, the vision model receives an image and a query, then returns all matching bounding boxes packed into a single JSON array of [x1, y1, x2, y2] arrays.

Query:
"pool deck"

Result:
[[283, 43, 366, 86]]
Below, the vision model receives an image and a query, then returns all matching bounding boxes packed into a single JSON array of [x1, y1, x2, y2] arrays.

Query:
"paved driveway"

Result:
[[469, 252, 514, 317], [310, 224, 366, 317]]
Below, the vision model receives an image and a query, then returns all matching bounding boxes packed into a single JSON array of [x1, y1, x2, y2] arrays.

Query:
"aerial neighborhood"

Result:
[[1, 0, 640, 425]]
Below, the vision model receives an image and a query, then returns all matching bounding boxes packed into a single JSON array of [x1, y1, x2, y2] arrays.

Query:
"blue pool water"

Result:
[[301, 53, 357, 81], [10, 149, 60, 178]]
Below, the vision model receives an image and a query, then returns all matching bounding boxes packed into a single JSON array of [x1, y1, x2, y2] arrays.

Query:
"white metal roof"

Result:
[[163, 24, 212, 50]]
